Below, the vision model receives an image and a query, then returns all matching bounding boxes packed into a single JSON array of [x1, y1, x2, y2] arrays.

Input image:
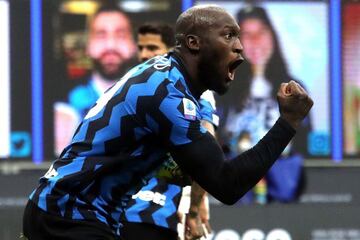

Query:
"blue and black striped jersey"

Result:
[[122, 91, 219, 231], [29, 52, 208, 235], [123, 178, 183, 231]]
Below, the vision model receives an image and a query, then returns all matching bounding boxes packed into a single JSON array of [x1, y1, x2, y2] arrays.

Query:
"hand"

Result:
[[277, 80, 314, 129], [185, 211, 205, 240]]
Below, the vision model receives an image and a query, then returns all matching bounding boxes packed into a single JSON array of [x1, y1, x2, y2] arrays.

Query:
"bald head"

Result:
[[173, 5, 243, 95], [175, 5, 230, 44]]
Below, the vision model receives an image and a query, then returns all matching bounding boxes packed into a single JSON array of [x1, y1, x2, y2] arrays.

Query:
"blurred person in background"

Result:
[[136, 22, 175, 62], [54, 3, 137, 155], [217, 5, 310, 203], [121, 22, 216, 240]]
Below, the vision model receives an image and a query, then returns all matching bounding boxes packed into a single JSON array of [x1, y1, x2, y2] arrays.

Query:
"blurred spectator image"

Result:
[[217, 5, 309, 203], [343, 3, 360, 156], [54, 3, 137, 155]]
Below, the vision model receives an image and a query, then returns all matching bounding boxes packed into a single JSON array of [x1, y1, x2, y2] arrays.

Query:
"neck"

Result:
[[93, 72, 116, 92], [252, 64, 266, 77], [174, 48, 205, 98]]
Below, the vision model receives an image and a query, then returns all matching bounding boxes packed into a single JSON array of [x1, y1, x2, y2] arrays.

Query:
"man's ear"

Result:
[[185, 34, 201, 51]]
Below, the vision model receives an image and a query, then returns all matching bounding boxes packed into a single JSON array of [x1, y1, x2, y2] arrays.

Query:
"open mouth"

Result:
[[228, 58, 244, 81]]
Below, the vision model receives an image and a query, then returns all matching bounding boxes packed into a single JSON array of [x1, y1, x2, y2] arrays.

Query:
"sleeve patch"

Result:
[[182, 98, 197, 120]]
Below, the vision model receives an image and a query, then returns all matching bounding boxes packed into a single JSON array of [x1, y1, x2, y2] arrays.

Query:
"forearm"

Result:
[[171, 117, 295, 205], [188, 120, 213, 213], [189, 181, 206, 213]]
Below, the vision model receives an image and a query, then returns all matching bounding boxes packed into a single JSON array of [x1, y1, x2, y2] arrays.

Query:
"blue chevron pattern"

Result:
[[29, 53, 209, 236], [121, 89, 219, 232]]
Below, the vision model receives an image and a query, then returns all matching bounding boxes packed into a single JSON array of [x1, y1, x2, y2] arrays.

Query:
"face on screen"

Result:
[[240, 18, 274, 66], [87, 11, 136, 79]]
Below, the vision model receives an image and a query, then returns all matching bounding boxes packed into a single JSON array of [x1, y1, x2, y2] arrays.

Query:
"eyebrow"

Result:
[[224, 24, 239, 30], [224, 25, 240, 33], [138, 44, 161, 48]]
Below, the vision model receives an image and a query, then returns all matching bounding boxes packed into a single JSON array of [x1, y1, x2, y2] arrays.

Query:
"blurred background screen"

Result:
[[1, 1, 360, 240], [41, 0, 183, 159], [2, 0, 358, 162], [0, 0, 10, 159], [197, 0, 330, 159], [0, 0, 32, 161], [0, 0, 183, 162], [343, 1, 360, 158], [5, 0, 359, 163]]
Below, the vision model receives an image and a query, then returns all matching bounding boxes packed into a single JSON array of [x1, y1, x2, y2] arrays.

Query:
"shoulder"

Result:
[[132, 56, 189, 101]]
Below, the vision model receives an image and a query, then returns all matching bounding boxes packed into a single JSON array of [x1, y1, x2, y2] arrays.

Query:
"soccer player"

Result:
[[120, 22, 216, 240], [23, 5, 313, 240]]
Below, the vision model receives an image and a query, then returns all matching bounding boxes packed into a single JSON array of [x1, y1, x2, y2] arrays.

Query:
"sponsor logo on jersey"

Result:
[[132, 190, 167, 206]]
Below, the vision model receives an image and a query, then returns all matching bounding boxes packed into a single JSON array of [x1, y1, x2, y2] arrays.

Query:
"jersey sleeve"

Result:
[[143, 81, 207, 147], [199, 90, 219, 127], [170, 117, 296, 205]]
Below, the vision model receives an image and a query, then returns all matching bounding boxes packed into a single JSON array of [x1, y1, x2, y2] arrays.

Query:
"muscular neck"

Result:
[[174, 47, 206, 97]]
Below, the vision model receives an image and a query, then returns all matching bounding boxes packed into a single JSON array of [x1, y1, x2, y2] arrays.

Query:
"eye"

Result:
[[225, 32, 233, 40], [148, 45, 160, 51], [94, 31, 106, 39], [225, 31, 238, 40]]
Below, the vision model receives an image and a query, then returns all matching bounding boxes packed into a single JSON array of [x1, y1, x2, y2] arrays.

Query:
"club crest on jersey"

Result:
[[183, 98, 196, 120]]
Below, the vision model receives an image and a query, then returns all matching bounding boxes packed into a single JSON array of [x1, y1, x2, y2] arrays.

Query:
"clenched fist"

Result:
[[277, 80, 314, 129]]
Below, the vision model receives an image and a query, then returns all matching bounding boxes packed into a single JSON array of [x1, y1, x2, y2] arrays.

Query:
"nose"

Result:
[[104, 36, 117, 50], [233, 37, 243, 53], [234, 38, 244, 60]]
